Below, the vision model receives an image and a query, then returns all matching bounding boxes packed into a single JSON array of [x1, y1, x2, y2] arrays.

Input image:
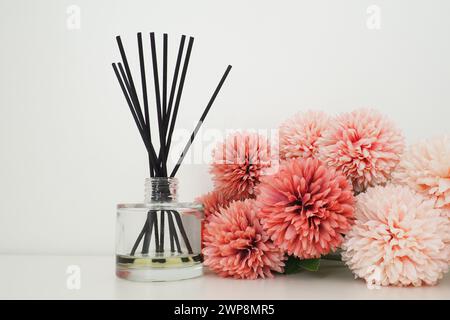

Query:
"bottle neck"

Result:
[[144, 177, 178, 203]]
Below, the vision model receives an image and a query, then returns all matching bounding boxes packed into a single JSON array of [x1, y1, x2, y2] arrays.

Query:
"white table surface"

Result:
[[0, 255, 448, 300]]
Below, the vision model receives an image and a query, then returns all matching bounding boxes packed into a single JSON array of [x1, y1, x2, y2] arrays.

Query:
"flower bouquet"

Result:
[[198, 109, 450, 287]]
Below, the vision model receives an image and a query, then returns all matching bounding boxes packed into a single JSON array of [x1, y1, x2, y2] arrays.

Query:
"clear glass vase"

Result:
[[116, 177, 204, 281]]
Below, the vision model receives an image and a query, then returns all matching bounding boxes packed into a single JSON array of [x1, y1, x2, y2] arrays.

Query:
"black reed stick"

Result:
[[137, 33, 154, 177], [159, 211, 165, 252], [165, 37, 194, 156], [116, 36, 147, 131], [112, 63, 157, 168], [116, 63, 160, 173], [164, 35, 186, 141], [153, 212, 160, 252], [166, 211, 175, 252], [141, 211, 155, 254], [162, 33, 168, 121], [130, 218, 149, 256], [171, 65, 232, 177], [172, 221, 182, 253], [171, 210, 193, 254], [137, 33, 149, 131], [149, 32, 167, 176], [112, 63, 143, 130]]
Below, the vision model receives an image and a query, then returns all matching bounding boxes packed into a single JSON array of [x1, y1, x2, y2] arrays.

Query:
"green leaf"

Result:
[[283, 256, 321, 274]]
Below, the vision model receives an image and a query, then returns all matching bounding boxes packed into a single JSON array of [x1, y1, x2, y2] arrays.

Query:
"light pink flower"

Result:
[[318, 109, 404, 193], [257, 158, 355, 259], [210, 132, 272, 200], [279, 110, 330, 160], [393, 136, 450, 211], [342, 185, 449, 287], [203, 199, 285, 279]]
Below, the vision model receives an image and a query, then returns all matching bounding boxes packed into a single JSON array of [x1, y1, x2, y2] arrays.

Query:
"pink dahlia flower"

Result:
[[203, 199, 285, 279], [393, 136, 450, 211], [257, 158, 355, 259], [318, 109, 404, 193], [196, 190, 235, 217], [210, 132, 272, 200], [342, 185, 449, 287], [279, 110, 330, 160]]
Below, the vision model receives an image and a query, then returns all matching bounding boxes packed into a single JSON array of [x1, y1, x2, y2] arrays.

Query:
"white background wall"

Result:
[[1, 0, 449, 255]]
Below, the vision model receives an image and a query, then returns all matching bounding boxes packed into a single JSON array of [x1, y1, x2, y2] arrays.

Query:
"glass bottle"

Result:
[[116, 177, 203, 281]]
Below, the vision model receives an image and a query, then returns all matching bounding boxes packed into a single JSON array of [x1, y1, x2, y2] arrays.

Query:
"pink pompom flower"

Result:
[[257, 158, 355, 259], [210, 132, 272, 200], [203, 199, 285, 279], [318, 109, 404, 193], [196, 190, 235, 218], [394, 135, 450, 211], [279, 110, 330, 160], [342, 185, 449, 287]]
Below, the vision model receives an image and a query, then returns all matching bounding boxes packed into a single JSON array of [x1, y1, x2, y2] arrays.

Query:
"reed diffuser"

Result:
[[113, 32, 231, 281]]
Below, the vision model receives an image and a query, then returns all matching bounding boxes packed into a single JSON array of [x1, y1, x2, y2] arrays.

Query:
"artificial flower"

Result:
[[342, 185, 449, 287], [318, 109, 404, 193], [203, 199, 285, 279], [210, 132, 272, 199], [394, 135, 450, 211], [279, 110, 330, 160], [257, 158, 355, 259], [196, 190, 235, 217]]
